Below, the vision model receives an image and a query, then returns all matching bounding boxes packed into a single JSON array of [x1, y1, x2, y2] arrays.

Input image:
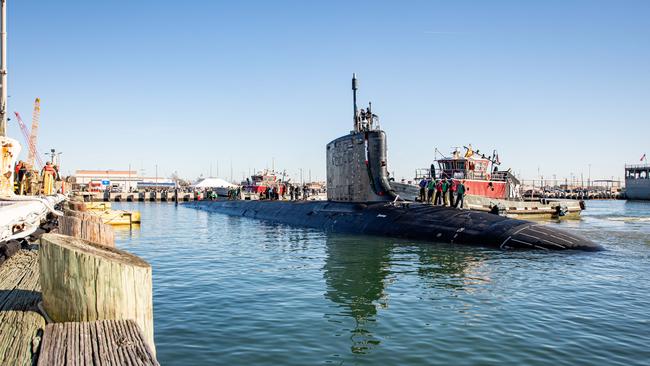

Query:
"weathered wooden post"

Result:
[[58, 208, 115, 247], [39, 233, 155, 353]]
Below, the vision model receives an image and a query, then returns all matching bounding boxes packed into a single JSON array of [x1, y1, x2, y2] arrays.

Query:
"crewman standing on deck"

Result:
[[17, 162, 27, 195], [419, 178, 427, 202], [41, 162, 56, 195], [442, 178, 449, 206], [434, 179, 442, 205], [455, 180, 467, 208], [426, 179, 435, 203], [449, 179, 456, 207]]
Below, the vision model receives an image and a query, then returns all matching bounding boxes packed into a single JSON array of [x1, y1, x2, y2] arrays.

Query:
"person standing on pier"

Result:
[[455, 180, 466, 208]]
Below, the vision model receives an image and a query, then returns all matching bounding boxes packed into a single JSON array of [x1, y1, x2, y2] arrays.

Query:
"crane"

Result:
[[27, 98, 40, 167], [13, 111, 43, 169]]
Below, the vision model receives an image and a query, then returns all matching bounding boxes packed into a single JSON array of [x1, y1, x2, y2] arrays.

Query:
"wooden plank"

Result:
[[115, 319, 139, 366], [0, 249, 46, 366], [54, 322, 65, 366], [103, 319, 122, 365], [65, 322, 73, 366], [124, 319, 158, 366], [36, 324, 53, 366], [112, 319, 132, 366], [117, 319, 145, 366], [78, 322, 87, 366], [39, 320, 159, 366], [72, 322, 80, 366], [89, 320, 101, 366]]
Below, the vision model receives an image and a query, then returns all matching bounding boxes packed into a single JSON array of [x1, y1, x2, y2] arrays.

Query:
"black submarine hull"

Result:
[[185, 200, 602, 251]]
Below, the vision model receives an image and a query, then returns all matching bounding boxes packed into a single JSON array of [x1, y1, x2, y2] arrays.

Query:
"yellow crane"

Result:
[[27, 98, 40, 167]]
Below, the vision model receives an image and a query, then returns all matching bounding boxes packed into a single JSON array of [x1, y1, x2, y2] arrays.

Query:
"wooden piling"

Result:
[[58, 214, 114, 247], [39, 234, 155, 353]]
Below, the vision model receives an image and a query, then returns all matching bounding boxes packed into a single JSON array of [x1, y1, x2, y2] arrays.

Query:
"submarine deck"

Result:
[[185, 200, 601, 251]]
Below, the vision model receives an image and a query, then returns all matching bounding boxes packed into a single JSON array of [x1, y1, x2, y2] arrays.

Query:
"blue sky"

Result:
[[5, 0, 649, 183]]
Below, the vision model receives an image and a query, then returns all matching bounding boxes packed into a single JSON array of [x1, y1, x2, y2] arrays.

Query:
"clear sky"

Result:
[[5, 0, 650, 183]]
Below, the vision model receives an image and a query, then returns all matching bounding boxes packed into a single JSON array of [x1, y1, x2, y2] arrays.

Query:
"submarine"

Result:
[[186, 75, 601, 251]]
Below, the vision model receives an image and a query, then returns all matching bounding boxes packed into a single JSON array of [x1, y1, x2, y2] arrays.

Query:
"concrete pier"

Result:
[[85, 191, 202, 202]]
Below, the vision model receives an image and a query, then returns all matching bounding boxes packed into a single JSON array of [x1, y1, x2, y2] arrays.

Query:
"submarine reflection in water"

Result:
[[322, 235, 487, 355], [323, 236, 392, 355]]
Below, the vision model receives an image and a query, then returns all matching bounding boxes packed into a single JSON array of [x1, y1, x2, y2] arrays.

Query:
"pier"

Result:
[[80, 191, 201, 202], [0, 198, 159, 365]]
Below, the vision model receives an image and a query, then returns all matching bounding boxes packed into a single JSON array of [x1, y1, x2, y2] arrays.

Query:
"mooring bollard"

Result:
[[39, 233, 155, 353]]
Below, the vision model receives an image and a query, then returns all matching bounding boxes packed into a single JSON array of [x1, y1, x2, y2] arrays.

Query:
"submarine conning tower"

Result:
[[326, 74, 397, 202]]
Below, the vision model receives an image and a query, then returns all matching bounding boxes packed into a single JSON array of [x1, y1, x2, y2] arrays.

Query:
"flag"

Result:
[[641, 153, 647, 162], [495, 154, 500, 165]]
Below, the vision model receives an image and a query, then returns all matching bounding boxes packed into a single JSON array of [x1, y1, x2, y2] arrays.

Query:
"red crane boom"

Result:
[[13, 111, 43, 168]]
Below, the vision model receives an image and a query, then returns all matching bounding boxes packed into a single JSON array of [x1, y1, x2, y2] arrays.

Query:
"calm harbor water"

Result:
[[113, 200, 650, 366]]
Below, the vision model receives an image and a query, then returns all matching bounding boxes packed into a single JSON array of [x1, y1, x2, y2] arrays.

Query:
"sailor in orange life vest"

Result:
[[41, 162, 56, 195]]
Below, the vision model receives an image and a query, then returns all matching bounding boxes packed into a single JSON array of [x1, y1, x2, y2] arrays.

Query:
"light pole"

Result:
[[588, 164, 591, 188]]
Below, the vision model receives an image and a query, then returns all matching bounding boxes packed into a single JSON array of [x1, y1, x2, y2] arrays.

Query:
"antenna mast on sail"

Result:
[[352, 73, 358, 132]]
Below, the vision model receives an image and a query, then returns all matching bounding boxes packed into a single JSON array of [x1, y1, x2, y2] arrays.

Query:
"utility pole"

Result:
[[0, 0, 7, 137]]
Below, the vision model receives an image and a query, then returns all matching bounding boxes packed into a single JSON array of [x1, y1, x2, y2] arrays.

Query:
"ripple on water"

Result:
[[112, 201, 650, 366]]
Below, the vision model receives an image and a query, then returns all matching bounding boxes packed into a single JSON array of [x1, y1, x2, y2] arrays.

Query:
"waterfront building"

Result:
[[73, 170, 174, 192]]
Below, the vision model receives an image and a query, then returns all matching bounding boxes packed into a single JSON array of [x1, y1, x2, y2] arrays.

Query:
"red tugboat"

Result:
[[434, 145, 520, 200], [391, 145, 583, 219]]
